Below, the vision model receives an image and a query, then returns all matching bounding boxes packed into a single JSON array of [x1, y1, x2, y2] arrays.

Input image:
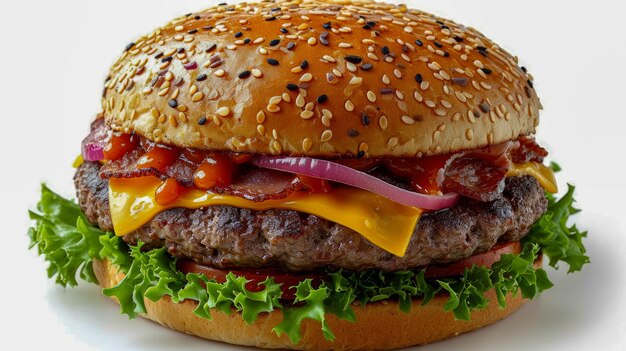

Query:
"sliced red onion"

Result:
[[81, 142, 104, 161], [252, 156, 459, 210], [81, 118, 108, 161]]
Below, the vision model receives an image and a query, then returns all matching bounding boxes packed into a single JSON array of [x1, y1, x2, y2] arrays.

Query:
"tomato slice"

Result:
[[424, 242, 521, 278], [178, 242, 522, 299], [177, 261, 325, 300]]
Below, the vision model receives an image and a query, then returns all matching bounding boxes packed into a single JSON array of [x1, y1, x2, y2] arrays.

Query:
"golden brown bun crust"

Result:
[[94, 258, 537, 350], [102, 0, 540, 157]]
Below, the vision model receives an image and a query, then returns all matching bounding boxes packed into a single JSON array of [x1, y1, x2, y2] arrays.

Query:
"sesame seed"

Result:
[[317, 94, 328, 104], [302, 138, 313, 152], [196, 74, 208, 82], [379, 116, 388, 130], [361, 112, 371, 126], [321, 130, 333, 142], [256, 111, 266, 123], [300, 110, 315, 119], [361, 63, 373, 71], [238, 70, 251, 79], [267, 58, 279, 66], [198, 116, 207, 125], [168, 99, 178, 108], [401, 115, 415, 125], [344, 55, 363, 64], [300, 73, 313, 82], [251, 69, 262, 78], [415, 39, 423, 46], [366, 90, 377, 102], [415, 74, 423, 83], [345, 100, 355, 111], [234, 31, 243, 38], [192, 92, 204, 102], [286, 83, 298, 91], [216, 107, 230, 116], [214, 69, 225, 77], [269, 39, 280, 46], [300, 60, 309, 69]]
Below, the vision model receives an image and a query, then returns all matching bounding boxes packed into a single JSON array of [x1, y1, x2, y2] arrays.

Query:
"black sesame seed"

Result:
[[280, 28, 288, 34], [124, 42, 135, 51], [527, 80, 534, 89], [206, 44, 217, 52], [188, 29, 198, 34], [479, 102, 491, 113], [203, 26, 214, 30], [453, 36, 464, 42], [521, 66, 528, 73], [381, 46, 390, 55], [161, 56, 173, 63], [218, 3, 226, 6], [154, 52, 164, 59], [323, 22, 331, 29], [196, 74, 208, 81], [168, 99, 178, 108], [452, 77, 469, 86], [269, 39, 280, 46], [476, 46, 487, 51], [300, 60, 309, 69], [478, 50, 488, 57], [434, 41, 443, 48], [367, 21, 376, 27], [362, 24, 372, 30], [443, 51, 450, 57], [348, 129, 360, 137], [178, 48, 186, 53], [267, 58, 279, 66], [415, 39, 423, 47], [380, 88, 394, 94], [361, 112, 371, 126], [402, 45, 409, 52], [320, 37, 329, 45], [271, 7, 280, 11], [317, 94, 328, 104], [441, 25, 450, 30], [361, 63, 373, 71], [265, 16, 276, 21], [415, 74, 423, 83], [244, 38, 251, 44], [238, 70, 251, 79], [286, 42, 295, 50], [198, 117, 207, 125], [194, 15, 201, 20], [481, 68, 493, 75], [234, 31, 243, 38], [344, 55, 362, 64], [436, 20, 444, 25], [286, 83, 298, 91], [357, 151, 365, 159]]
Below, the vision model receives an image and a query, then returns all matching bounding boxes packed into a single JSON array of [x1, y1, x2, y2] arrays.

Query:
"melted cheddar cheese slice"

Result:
[[109, 176, 423, 257], [107, 162, 556, 257]]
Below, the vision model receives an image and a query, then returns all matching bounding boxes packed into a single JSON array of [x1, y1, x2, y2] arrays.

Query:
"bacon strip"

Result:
[[87, 119, 547, 204]]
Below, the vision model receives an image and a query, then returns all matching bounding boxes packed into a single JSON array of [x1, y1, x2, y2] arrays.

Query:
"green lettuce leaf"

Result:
[[28, 179, 589, 346]]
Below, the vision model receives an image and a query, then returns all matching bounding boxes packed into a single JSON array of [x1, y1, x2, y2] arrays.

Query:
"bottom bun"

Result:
[[93, 258, 539, 350]]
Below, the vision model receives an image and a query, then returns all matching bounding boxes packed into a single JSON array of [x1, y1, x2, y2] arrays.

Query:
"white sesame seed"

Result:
[[300, 73, 313, 82], [345, 100, 355, 111], [401, 115, 415, 125], [216, 107, 230, 117]]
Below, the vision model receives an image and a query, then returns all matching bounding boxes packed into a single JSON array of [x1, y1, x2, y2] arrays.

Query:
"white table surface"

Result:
[[1, 0, 625, 350]]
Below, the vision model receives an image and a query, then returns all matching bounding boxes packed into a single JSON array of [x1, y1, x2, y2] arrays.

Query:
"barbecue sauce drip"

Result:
[[102, 131, 548, 205]]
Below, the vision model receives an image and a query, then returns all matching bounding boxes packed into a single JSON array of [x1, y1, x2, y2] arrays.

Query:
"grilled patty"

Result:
[[75, 161, 547, 272]]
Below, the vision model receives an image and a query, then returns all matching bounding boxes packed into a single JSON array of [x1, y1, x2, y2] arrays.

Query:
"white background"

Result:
[[1, 0, 625, 350]]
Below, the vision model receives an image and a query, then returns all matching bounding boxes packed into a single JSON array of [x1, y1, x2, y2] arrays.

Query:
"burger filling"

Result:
[[28, 117, 587, 345]]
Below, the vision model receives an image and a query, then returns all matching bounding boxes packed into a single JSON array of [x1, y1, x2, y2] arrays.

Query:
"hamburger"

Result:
[[28, 0, 589, 349]]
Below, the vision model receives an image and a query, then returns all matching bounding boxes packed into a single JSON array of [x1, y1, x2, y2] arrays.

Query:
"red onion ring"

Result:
[[81, 142, 104, 161], [252, 156, 459, 210]]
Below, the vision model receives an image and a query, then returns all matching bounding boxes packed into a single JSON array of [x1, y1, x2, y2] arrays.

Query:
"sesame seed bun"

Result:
[[103, 0, 541, 157], [94, 257, 540, 350]]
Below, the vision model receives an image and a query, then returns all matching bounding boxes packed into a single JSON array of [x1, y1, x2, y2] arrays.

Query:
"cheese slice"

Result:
[[107, 161, 556, 258], [109, 176, 422, 257], [508, 162, 558, 193]]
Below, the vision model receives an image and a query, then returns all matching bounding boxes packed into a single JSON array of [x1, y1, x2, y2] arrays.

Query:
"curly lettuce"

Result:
[[28, 181, 588, 345]]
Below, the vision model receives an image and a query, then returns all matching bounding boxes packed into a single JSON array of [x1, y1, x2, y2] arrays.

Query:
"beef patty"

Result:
[[75, 161, 547, 272]]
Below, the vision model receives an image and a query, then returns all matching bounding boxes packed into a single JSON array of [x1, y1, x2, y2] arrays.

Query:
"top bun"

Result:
[[102, 0, 541, 157]]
